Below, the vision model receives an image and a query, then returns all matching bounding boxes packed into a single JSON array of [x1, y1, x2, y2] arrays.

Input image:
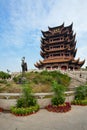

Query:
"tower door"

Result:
[[61, 66, 67, 70], [46, 66, 51, 70], [52, 64, 58, 70]]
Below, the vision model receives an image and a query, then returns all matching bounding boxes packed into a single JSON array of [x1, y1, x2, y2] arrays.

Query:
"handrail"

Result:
[[0, 91, 74, 99]]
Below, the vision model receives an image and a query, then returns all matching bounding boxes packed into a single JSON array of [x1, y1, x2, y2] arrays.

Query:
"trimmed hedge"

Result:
[[72, 99, 87, 106], [75, 85, 87, 100], [11, 104, 39, 116], [72, 85, 87, 106]]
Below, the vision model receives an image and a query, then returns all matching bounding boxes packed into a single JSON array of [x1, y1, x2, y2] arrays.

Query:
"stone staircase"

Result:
[[61, 70, 87, 90], [68, 78, 84, 90]]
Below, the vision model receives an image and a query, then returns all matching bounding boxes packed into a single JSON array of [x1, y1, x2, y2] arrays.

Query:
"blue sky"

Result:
[[0, 0, 87, 72]]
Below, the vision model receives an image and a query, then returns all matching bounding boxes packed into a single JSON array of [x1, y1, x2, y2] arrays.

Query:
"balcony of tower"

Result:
[[46, 29, 71, 38], [42, 31, 66, 39], [45, 53, 73, 60], [44, 46, 68, 53], [49, 37, 67, 44], [41, 30, 63, 38], [43, 57, 73, 64]]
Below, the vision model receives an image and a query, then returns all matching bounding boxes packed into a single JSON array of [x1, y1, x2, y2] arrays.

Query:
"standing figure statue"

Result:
[[21, 57, 28, 75]]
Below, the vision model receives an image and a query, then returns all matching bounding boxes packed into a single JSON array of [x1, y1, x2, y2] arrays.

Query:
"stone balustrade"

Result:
[[0, 91, 74, 110], [0, 91, 74, 99]]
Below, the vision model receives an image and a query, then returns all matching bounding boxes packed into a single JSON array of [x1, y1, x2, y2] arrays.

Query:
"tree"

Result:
[[51, 81, 66, 106]]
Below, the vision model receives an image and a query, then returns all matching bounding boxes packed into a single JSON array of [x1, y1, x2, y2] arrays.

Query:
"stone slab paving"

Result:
[[0, 106, 87, 130]]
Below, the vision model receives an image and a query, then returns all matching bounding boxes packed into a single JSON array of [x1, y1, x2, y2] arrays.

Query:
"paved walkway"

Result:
[[0, 106, 87, 130]]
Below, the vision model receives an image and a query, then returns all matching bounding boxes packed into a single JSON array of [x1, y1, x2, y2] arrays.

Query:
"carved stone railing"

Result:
[[0, 91, 74, 100], [0, 93, 22, 99], [0, 91, 75, 109]]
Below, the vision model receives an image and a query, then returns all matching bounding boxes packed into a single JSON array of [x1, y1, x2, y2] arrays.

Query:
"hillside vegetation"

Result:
[[0, 70, 71, 93]]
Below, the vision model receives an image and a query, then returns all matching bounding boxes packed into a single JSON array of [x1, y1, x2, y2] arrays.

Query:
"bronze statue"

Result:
[[21, 57, 28, 74]]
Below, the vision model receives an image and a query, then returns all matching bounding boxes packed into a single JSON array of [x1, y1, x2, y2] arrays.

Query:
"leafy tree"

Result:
[[51, 81, 66, 106]]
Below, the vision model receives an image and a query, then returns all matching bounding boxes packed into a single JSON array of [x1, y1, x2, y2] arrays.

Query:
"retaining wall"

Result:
[[0, 94, 74, 110]]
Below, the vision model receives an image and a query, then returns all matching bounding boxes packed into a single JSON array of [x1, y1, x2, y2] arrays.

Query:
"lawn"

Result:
[[0, 70, 71, 93]]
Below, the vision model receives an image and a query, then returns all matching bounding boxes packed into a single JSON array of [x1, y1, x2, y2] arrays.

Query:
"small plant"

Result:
[[72, 85, 87, 106], [71, 99, 87, 106], [75, 85, 87, 100], [11, 104, 39, 116]]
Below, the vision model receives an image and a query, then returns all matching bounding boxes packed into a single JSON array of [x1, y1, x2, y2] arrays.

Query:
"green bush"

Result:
[[51, 81, 65, 106], [16, 84, 37, 108], [13, 75, 27, 84], [72, 85, 87, 105], [0, 71, 11, 79], [81, 100, 87, 105], [51, 96, 65, 106], [75, 85, 87, 100], [72, 99, 87, 105], [13, 77, 18, 83], [16, 97, 25, 108], [11, 83, 39, 115], [11, 104, 39, 115], [0, 80, 7, 84]]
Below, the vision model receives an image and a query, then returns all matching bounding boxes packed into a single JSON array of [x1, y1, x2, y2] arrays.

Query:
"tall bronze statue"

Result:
[[21, 57, 28, 74]]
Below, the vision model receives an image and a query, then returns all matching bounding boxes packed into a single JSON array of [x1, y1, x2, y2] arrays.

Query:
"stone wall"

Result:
[[0, 95, 74, 110]]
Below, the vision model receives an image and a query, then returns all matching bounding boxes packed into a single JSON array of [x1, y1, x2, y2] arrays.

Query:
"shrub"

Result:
[[72, 85, 87, 106], [81, 100, 87, 105], [0, 71, 11, 79], [72, 99, 87, 106], [0, 80, 7, 84], [11, 104, 39, 116], [16, 97, 25, 108], [13, 77, 18, 83], [75, 85, 87, 100], [11, 83, 39, 116], [13, 76, 27, 84], [51, 96, 65, 106], [51, 81, 65, 106], [16, 84, 37, 108]]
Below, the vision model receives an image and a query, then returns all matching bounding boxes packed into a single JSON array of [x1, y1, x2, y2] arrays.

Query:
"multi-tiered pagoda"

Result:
[[35, 23, 85, 70]]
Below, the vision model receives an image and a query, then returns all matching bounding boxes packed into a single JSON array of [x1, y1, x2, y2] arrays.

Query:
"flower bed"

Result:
[[11, 104, 39, 116], [45, 102, 71, 113]]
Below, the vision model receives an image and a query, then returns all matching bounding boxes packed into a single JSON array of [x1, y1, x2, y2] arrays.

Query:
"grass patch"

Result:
[[0, 70, 71, 93]]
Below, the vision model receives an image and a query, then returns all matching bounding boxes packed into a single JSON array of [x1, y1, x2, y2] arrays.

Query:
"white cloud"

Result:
[[7, 0, 87, 42], [0, 0, 87, 71]]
